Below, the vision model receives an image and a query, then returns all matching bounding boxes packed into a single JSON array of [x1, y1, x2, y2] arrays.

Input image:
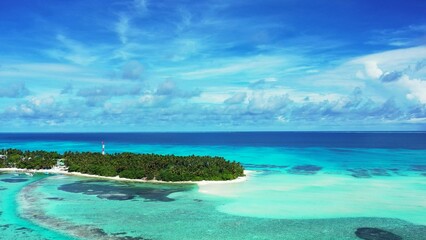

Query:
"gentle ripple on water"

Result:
[[0, 134, 425, 239], [10, 174, 425, 240]]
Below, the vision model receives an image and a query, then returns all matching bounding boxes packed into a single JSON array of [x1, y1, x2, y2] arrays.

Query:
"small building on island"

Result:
[[54, 159, 67, 171], [56, 159, 65, 167]]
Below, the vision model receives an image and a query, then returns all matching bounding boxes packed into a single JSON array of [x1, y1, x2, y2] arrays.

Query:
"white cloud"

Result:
[[308, 46, 426, 98], [344, 46, 426, 104], [115, 15, 130, 44], [364, 61, 383, 79], [0, 82, 30, 98], [398, 75, 426, 104], [194, 92, 231, 104], [247, 93, 290, 114], [356, 70, 366, 79], [155, 80, 200, 98], [264, 77, 278, 82], [405, 117, 426, 123], [6, 96, 57, 117], [122, 61, 144, 80], [156, 80, 176, 96], [169, 38, 202, 61], [30, 96, 55, 107], [224, 92, 247, 104], [0, 63, 113, 85], [351, 46, 426, 69], [180, 56, 287, 79], [276, 115, 288, 123], [53, 34, 98, 65], [134, 0, 148, 14], [77, 85, 142, 97]]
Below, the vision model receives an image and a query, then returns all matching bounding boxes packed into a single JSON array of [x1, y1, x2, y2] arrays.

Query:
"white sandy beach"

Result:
[[0, 168, 251, 186]]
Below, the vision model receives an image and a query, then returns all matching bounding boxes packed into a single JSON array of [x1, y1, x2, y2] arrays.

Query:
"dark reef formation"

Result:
[[287, 165, 322, 175], [58, 180, 189, 202], [355, 227, 402, 240]]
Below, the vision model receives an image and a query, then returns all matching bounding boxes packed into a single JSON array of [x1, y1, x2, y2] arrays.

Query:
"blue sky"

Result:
[[0, 0, 425, 131]]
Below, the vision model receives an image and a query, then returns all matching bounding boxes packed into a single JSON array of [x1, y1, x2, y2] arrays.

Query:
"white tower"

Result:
[[102, 141, 105, 155]]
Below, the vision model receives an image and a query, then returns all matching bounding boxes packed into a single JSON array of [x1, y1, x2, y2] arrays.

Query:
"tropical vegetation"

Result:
[[0, 149, 244, 181]]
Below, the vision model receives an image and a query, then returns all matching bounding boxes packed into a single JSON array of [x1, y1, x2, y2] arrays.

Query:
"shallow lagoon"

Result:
[[1, 133, 426, 239]]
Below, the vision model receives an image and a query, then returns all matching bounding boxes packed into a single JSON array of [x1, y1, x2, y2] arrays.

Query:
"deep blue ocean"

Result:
[[1, 131, 426, 149]]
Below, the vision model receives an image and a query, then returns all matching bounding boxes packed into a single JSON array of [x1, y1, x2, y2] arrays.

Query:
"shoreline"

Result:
[[0, 168, 252, 186]]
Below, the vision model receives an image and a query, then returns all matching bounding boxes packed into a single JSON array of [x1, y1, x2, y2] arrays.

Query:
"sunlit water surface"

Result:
[[1, 133, 425, 239]]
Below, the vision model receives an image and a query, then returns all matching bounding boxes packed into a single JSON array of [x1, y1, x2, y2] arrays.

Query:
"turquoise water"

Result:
[[0, 173, 76, 240], [1, 137, 426, 239]]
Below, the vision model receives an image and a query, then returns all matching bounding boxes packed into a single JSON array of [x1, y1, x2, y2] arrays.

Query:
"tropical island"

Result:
[[0, 148, 245, 182]]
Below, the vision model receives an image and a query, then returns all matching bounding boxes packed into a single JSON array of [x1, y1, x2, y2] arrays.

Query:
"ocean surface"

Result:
[[1, 132, 425, 240]]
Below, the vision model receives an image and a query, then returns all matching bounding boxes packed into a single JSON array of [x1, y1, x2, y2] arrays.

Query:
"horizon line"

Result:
[[0, 131, 425, 134]]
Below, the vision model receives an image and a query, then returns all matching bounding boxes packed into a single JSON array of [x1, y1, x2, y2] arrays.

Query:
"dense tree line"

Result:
[[0, 149, 59, 169], [0, 149, 245, 181]]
